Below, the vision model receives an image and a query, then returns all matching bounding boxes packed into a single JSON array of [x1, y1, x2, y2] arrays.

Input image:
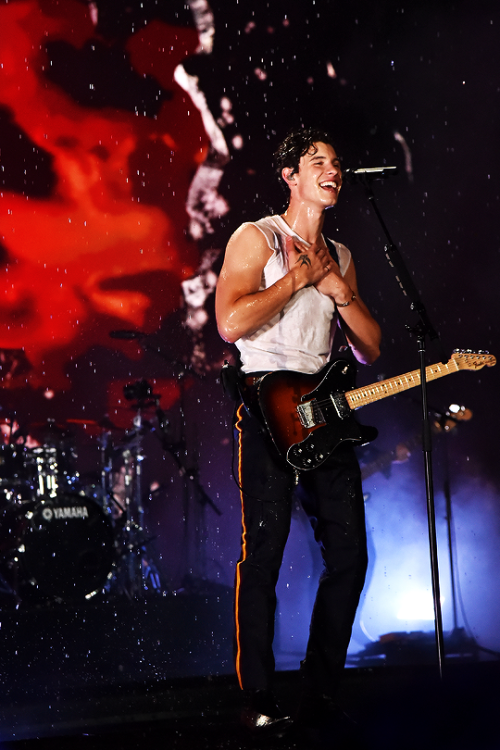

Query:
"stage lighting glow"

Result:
[[396, 591, 445, 621]]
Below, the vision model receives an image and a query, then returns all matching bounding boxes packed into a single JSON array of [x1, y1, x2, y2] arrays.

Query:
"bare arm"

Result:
[[315, 250, 381, 365], [215, 224, 331, 344]]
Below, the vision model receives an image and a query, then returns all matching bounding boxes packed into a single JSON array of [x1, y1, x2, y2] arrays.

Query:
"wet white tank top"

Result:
[[235, 215, 351, 374]]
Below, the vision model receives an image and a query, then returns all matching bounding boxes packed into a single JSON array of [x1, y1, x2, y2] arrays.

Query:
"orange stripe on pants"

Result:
[[234, 402, 246, 690]]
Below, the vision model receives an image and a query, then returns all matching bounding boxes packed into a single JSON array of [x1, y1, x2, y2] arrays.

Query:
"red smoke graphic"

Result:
[[0, 0, 206, 393]]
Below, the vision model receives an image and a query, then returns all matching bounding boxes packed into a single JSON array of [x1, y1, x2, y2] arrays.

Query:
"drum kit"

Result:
[[0, 379, 169, 606]]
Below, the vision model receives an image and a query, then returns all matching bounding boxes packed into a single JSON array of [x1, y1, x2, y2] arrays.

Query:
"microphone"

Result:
[[109, 330, 146, 339], [342, 166, 398, 184]]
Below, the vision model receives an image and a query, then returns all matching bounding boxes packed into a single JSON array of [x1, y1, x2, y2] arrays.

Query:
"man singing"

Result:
[[216, 127, 381, 736]]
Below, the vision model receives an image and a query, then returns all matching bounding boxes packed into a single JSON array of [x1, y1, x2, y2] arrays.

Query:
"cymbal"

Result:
[[27, 421, 73, 444], [66, 416, 123, 435], [98, 416, 120, 430], [65, 418, 97, 425], [30, 420, 69, 432]]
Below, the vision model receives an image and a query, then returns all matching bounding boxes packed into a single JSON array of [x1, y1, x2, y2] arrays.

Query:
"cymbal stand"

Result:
[[112, 342, 223, 589], [100, 428, 111, 500], [432, 407, 469, 637], [99, 427, 124, 514], [155, 371, 222, 588], [108, 397, 163, 599], [121, 440, 142, 597]]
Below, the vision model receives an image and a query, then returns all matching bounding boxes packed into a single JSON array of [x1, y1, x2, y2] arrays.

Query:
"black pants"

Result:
[[234, 402, 368, 696]]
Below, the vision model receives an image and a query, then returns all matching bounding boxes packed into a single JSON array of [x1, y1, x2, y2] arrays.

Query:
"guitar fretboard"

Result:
[[346, 358, 461, 410]]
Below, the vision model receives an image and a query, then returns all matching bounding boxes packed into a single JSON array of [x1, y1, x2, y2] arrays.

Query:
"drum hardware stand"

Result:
[[108, 330, 224, 588], [98, 417, 120, 505], [155, 370, 222, 587], [357, 171, 448, 678], [0, 568, 20, 606], [431, 403, 477, 656], [107, 381, 167, 599], [0, 571, 15, 595]]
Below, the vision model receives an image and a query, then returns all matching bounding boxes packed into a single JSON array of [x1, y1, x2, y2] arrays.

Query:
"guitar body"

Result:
[[258, 359, 378, 471]]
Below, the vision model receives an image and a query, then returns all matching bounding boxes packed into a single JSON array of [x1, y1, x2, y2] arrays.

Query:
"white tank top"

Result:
[[235, 215, 352, 374]]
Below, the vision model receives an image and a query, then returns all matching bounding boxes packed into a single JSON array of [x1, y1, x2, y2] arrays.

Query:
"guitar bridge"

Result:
[[297, 399, 326, 429]]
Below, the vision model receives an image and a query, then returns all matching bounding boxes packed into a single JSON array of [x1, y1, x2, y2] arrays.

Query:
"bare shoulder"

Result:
[[223, 222, 272, 269], [216, 222, 274, 338], [227, 222, 270, 252]]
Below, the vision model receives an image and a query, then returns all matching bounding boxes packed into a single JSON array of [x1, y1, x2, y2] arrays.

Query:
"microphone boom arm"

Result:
[[367, 189, 441, 344]]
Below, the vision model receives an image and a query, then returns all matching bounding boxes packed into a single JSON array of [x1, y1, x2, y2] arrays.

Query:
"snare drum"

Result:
[[15, 493, 116, 602]]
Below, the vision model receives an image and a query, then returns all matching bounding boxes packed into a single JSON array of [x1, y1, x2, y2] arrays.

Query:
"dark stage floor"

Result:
[[0, 596, 498, 749], [1, 661, 499, 749]]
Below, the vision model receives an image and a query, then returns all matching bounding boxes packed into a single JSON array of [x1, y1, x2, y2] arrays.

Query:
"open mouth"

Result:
[[319, 181, 340, 192]]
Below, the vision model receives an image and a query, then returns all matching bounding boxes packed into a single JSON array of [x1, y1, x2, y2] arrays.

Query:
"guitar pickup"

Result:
[[297, 399, 326, 429], [331, 392, 351, 419]]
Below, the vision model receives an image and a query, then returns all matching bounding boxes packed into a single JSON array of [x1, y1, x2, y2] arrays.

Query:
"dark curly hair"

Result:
[[273, 127, 337, 181]]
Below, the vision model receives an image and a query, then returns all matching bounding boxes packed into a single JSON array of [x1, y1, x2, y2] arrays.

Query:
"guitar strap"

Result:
[[324, 235, 339, 267], [221, 357, 244, 402], [221, 351, 263, 419]]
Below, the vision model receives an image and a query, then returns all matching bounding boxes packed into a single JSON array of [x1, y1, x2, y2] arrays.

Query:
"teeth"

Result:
[[320, 181, 338, 188]]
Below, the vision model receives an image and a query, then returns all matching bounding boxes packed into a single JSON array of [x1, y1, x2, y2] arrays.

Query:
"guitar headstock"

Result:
[[451, 349, 497, 371]]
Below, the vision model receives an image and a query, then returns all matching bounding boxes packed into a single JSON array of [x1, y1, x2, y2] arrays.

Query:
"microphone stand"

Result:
[[357, 174, 447, 679]]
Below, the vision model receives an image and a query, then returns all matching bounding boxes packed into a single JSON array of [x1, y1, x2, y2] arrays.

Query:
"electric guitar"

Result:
[[257, 350, 496, 471]]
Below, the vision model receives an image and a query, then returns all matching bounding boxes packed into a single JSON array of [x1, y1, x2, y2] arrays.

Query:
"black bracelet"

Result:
[[337, 293, 356, 308]]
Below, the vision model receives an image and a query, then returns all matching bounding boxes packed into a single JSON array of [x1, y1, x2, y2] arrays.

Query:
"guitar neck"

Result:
[[346, 358, 461, 410]]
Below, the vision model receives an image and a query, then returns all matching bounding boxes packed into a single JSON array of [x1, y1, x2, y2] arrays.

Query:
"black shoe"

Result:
[[295, 693, 362, 749], [296, 691, 342, 727], [240, 689, 292, 736]]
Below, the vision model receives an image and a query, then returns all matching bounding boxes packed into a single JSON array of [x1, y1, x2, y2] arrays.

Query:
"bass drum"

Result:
[[18, 493, 116, 602]]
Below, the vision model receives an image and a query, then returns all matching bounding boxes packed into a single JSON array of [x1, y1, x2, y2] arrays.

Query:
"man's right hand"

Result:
[[285, 235, 331, 289]]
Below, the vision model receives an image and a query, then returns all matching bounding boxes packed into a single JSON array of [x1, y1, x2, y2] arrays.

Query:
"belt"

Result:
[[243, 371, 270, 388]]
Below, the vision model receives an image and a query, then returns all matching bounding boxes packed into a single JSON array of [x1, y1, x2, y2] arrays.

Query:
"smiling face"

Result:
[[285, 142, 342, 211]]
